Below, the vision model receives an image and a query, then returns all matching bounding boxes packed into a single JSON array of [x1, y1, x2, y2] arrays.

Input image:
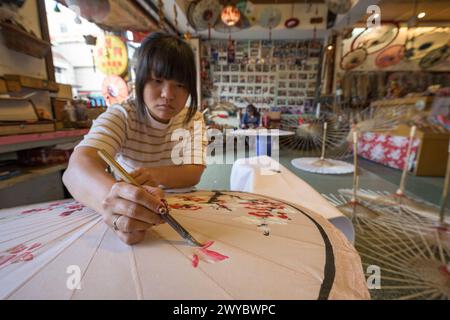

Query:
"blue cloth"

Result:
[[240, 113, 260, 128]]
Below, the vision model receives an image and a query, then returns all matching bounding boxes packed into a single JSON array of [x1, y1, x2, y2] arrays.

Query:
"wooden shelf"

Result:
[[0, 163, 68, 190], [0, 129, 88, 153], [0, 21, 51, 59]]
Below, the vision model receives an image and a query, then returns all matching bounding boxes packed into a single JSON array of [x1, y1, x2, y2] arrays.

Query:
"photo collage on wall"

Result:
[[201, 39, 322, 111]]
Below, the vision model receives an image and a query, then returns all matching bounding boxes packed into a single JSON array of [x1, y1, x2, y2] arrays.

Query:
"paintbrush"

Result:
[[97, 149, 202, 247]]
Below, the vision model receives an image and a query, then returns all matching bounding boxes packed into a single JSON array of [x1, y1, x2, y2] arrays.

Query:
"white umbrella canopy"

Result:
[[0, 191, 369, 300], [291, 158, 354, 175]]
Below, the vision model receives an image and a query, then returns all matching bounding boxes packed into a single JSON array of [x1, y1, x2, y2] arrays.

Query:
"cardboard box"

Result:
[[52, 98, 68, 121], [55, 83, 73, 100]]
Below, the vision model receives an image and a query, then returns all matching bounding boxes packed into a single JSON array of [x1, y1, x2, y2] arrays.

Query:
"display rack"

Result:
[[202, 39, 321, 110]]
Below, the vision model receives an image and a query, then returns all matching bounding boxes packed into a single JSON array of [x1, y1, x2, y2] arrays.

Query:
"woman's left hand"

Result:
[[130, 167, 158, 187]]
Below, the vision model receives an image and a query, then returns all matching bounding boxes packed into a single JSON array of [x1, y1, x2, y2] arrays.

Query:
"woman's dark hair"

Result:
[[246, 104, 259, 117], [135, 32, 197, 124]]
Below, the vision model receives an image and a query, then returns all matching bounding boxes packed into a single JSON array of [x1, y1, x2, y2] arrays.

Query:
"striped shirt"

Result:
[[76, 100, 207, 173]]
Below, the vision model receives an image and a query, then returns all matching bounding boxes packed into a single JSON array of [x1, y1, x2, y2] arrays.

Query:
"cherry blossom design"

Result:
[[169, 203, 202, 211], [237, 198, 293, 235], [190, 241, 229, 268], [20, 200, 85, 217], [0, 242, 42, 268]]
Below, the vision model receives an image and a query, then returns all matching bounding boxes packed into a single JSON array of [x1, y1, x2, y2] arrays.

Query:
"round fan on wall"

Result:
[[190, 0, 221, 32], [187, 0, 202, 31], [375, 45, 405, 69], [258, 7, 282, 29], [419, 44, 450, 69], [325, 0, 352, 15], [351, 23, 400, 55], [102, 75, 129, 106], [241, 0, 257, 26], [340, 48, 367, 70], [405, 32, 450, 60]]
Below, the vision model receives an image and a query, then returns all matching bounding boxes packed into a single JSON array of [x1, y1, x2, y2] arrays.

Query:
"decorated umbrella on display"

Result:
[[351, 23, 400, 55], [404, 31, 450, 61], [0, 191, 369, 299], [419, 44, 450, 69], [375, 45, 405, 69], [340, 48, 367, 71]]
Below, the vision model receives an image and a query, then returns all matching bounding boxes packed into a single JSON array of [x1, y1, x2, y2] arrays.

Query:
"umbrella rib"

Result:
[[69, 224, 108, 300]]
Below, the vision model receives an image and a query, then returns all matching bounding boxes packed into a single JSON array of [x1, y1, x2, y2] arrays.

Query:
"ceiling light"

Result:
[[417, 12, 426, 19], [327, 45, 333, 51]]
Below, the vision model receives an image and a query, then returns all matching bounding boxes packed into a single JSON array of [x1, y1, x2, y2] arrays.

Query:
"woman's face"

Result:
[[143, 75, 189, 123]]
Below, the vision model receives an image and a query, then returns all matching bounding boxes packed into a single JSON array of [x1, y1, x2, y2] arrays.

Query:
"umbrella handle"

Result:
[[397, 126, 416, 196], [320, 122, 327, 161], [439, 140, 450, 224]]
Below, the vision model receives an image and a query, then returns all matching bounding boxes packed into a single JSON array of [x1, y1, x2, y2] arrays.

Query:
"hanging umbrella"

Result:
[[405, 32, 450, 60], [419, 44, 450, 69], [0, 191, 369, 299], [340, 48, 367, 70], [351, 23, 400, 55], [375, 45, 405, 69]]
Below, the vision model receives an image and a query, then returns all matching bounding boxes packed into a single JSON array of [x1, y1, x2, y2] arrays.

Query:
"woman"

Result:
[[63, 32, 207, 245], [240, 104, 260, 129]]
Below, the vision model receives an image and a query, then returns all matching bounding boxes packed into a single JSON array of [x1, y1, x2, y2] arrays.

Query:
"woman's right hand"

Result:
[[101, 182, 166, 245]]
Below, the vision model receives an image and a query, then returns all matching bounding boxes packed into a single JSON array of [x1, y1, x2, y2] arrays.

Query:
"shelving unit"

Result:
[[0, 162, 68, 190], [202, 39, 321, 111], [0, 129, 88, 153]]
